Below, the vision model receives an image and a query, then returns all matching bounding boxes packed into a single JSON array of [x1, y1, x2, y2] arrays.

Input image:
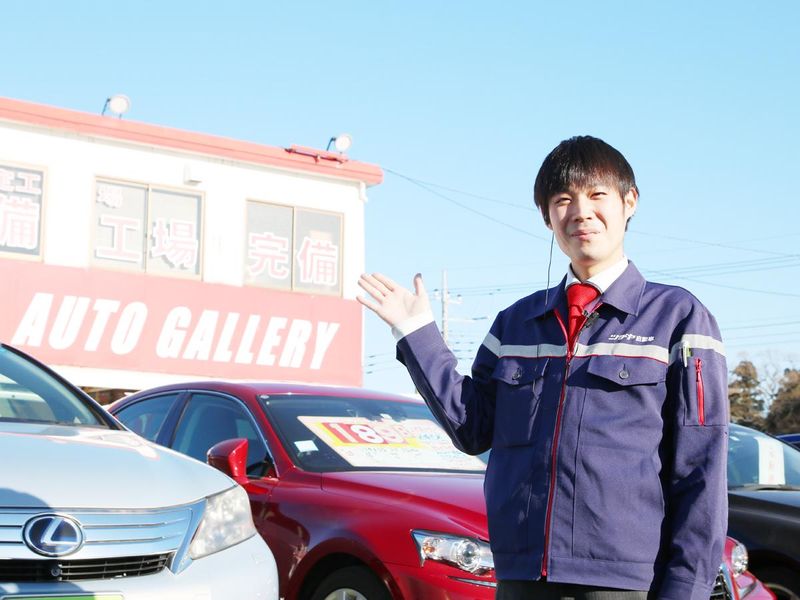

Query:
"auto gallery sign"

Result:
[[1, 260, 361, 385]]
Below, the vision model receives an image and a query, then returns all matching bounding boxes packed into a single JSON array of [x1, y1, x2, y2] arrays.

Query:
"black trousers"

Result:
[[496, 580, 652, 600]]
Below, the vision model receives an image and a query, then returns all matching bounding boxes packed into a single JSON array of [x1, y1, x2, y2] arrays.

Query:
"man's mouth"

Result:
[[571, 230, 598, 240]]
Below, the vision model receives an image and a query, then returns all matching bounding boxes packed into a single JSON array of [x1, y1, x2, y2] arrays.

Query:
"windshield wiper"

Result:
[[731, 483, 800, 491]]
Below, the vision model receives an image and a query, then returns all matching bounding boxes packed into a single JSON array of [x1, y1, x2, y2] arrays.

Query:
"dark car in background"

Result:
[[728, 423, 800, 600], [777, 433, 800, 451], [109, 381, 776, 600]]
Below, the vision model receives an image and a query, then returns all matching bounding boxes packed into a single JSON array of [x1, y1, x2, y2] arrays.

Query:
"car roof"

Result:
[[123, 380, 423, 405]]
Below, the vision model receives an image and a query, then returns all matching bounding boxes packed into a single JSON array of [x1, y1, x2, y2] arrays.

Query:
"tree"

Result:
[[765, 368, 800, 434], [728, 360, 766, 429]]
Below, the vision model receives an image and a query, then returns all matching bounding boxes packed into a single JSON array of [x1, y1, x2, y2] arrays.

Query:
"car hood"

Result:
[[0, 422, 233, 509], [321, 470, 488, 538]]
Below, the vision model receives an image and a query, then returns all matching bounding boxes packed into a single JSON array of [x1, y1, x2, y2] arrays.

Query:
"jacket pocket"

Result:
[[491, 357, 549, 447], [586, 355, 667, 387], [581, 356, 668, 447]]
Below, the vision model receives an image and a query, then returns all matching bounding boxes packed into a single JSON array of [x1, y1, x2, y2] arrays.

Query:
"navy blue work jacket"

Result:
[[396, 262, 728, 600]]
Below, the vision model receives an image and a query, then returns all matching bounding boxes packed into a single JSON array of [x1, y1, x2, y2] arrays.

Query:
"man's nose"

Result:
[[570, 194, 593, 220]]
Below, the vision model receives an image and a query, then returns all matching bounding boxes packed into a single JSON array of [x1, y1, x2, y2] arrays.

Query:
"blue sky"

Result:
[[3, 1, 799, 394]]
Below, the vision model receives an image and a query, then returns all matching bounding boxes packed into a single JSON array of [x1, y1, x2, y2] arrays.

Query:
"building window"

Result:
[[0, 163, 44, 258], [245, 201, 342, 296], [93, 179, 202, 277]]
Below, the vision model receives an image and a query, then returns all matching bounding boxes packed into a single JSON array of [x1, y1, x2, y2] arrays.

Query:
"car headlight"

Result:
[[731, 542, 748, 576], [188, 486, 256, 559], [411, 530, 494, 575]]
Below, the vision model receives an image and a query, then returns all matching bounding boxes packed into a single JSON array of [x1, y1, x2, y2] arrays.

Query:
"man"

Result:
[[358, 136, 728, 599]]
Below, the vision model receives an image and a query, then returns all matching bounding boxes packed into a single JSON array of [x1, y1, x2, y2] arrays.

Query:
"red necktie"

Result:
[[566, 283, 599, 348]]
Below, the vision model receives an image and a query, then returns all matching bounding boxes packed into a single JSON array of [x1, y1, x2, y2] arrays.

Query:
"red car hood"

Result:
[[320, 470, 488, 539]]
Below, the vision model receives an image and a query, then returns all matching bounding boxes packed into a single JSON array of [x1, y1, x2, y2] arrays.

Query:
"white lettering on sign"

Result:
[[12, 294, 147, 355], [279, 319, 312, 368], [257, 317, 288, 366], [111, 302, 147, 355], [49, 296, 91, 350], [11, 293, 342, 370], [11, 292, 53, 346], [213, 312, 240, 363], [85, 299, 121, 351], [183, 310, 220, 361], [157, 307, 192, 358], [310, 322, 340, 370], [234, 315, 261, 364]]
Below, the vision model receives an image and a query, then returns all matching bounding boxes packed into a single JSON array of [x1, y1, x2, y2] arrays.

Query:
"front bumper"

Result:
[[0, 535, 278, 600], [386, 560, 495, 600]]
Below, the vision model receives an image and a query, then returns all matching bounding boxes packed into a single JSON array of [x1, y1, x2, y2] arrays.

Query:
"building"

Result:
[[0, 97, 382, 402]]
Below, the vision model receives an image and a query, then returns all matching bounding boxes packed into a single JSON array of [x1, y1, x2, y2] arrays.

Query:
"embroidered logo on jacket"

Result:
[[608, 333, 655, 343]]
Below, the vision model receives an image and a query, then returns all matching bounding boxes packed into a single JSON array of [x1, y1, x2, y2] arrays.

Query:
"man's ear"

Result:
[[623, 188, 638, 220]]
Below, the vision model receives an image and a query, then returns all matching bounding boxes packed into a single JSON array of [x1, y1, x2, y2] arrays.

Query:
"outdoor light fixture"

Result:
[[326, 133, 352, 153], [101, 94, 131, 118]]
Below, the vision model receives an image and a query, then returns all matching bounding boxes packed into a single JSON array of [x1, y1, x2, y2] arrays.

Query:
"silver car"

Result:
[[0, 343, 278, 599]]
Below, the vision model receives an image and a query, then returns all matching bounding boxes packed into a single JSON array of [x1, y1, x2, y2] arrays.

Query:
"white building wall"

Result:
[[0, 121, 365, 299]]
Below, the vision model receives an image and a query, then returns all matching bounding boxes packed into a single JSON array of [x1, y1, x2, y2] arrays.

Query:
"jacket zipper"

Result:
[[695, 357, 705, 426], [541, 304, 602, 577]]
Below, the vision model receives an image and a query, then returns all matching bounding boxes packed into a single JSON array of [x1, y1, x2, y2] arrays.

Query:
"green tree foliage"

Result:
[[728, 360, 766, 429], [765, 368, 800, 434]]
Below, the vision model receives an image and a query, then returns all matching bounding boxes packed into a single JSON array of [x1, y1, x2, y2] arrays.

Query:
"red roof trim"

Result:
[[0, 96, 383, 186]]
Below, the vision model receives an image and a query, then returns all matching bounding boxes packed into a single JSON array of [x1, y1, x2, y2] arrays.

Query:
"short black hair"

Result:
[[533, 136, 639, 225]]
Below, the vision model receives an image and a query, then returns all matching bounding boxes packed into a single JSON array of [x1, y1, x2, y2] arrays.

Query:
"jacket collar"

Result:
[[529, 261, 646, 319]]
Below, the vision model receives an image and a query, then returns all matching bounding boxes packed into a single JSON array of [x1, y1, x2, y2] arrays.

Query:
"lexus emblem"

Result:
[[23, 514, 84, 557]]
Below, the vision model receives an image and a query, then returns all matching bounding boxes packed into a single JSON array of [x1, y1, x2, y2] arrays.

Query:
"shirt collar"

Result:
[[531, 259, 646, 319], [565, 256, 629, 294]]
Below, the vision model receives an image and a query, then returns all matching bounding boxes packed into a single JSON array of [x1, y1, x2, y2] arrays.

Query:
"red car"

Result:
[[110, 382, 774, 600]]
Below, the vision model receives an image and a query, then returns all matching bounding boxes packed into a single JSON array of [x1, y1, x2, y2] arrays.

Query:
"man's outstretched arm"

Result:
[[358, 272, 497, 454]]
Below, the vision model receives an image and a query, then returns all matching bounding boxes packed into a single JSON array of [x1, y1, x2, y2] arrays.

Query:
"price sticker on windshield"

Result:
[[755, 436, 786, 485], [298, 416, 420, 448]]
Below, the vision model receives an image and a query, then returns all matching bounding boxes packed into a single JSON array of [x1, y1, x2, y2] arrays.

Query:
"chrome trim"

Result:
[[0, 501, 201, 569], [449, 576, 497, 588]]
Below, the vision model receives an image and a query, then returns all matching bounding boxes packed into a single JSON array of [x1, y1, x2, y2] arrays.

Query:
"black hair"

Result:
[[533, 136, 638, 225]]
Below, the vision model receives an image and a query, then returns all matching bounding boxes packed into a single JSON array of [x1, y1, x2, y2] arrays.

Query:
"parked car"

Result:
[[777, 433, 800, 451], [0, 344, 278, 599], [728, 423, 800, 600], [110, 381, 774, 600]]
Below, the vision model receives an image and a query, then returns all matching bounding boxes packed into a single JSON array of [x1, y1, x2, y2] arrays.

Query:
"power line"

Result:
[[385, 168, 550, 241], [384, 167, 800, 258]]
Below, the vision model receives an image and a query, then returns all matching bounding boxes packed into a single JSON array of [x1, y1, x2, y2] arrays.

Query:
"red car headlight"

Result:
[[411, 530, 494, 575], [730, 541, 749, 577]]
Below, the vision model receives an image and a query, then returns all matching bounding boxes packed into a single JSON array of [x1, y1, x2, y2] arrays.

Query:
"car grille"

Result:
[[710, 571, 732, 600], [0, 503, 200, 580], [0, 553, 171, 582]]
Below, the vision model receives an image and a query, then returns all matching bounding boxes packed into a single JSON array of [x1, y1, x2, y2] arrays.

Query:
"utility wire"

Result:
[[385, 167, 799, 258], [385, 169, 550, 241]]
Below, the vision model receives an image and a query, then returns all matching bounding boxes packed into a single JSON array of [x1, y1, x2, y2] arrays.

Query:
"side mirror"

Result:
[[207, 438, 249, 485]]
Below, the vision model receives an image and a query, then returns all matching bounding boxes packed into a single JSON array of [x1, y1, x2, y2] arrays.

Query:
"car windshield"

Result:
[[261, 395, 487, 474], [0, 345, 106, 427], [728, 424, 800, 489]]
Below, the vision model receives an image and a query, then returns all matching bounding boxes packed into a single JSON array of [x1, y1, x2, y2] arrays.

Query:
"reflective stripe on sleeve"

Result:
[[669, 334, 726, 364], [480, 334, 567, 358], [482, 333, 502, 356]]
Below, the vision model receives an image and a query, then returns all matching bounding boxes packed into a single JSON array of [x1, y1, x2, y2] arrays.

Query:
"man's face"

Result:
[[546, 183, 637, 280]]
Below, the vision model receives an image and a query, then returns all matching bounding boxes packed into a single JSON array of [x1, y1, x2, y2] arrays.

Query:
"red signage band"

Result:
[[1, 260, 362, 386]]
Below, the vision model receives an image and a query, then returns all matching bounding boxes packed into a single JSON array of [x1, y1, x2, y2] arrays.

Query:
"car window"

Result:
[[261, 395, 487, 474], [172, 393, 270, 477], [114, 393, 181, 441], [728, 424, 800, 488], [0, 345, 105, 427]]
